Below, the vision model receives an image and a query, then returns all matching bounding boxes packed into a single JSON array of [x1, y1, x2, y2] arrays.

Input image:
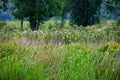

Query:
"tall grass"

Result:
[[0, 20, 120, 80], [0, 42, 120, 80]]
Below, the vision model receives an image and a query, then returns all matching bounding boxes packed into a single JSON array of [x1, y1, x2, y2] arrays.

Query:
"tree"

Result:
[[60, 0, 73, 28], [0, 0, 8, 27], [0, 0, 8, 10], [106, 0, 120, 25], [60, 0, 66, 28], [10, 0, 63, 31], [10, 0, 28, 30], [70, 0, 102, 26]]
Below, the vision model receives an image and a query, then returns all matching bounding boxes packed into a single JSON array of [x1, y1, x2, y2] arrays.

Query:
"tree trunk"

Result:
[[60, 9, 66, 29], [20, 19, 23, 30], [61, 18, 65, 28], [29, 16, 37, 31], [61, 13, 65, 29]]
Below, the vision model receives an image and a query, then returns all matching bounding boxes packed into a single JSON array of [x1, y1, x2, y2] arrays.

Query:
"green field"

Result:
[[0, 20, 120, 80]]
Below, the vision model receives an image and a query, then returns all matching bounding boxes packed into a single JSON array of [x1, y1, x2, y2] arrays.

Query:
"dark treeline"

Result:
[[0, 0, 120, 31]]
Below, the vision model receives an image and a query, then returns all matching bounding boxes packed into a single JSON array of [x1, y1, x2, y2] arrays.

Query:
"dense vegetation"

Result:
[[0, 0, 120, 80], [0, 20, 120, 80], [70, 0, 102, 26]]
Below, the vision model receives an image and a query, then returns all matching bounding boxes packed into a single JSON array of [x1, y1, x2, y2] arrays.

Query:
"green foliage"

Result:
[[106, 0, 120, 12], [100, 42, 120, 52], [0, 0, 8, 10], [106, 0, 120, 26], [10, 0, 63, 31], [0, 20, 120, 80], [70, 0, 102, 26]]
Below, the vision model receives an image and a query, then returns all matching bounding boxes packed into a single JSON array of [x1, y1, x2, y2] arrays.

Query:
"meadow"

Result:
[[0, 20, 120, 80]]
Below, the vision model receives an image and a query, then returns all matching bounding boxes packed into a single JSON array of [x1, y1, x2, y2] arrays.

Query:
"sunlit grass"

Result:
[[5, 21, 29, 29]]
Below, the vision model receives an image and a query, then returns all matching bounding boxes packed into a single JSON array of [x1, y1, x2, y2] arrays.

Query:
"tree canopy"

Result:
[[0, 0, 8, 10], [70, 0, 102, 26], [106, 0, 120, 25], [10, 0, 63, 31]]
